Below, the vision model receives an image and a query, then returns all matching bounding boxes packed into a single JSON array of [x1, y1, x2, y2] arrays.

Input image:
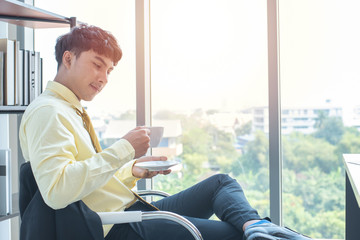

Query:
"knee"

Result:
[[208, 174, 244, 194], [211, 173, 234, 183], [212, 173, 244, 188]]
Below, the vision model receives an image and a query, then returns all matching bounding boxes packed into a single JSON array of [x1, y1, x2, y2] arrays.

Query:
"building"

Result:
[[251, 105, 343, 135]]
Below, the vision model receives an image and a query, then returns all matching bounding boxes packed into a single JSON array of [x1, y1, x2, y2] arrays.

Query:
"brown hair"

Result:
[[55, 24, 122, 69]]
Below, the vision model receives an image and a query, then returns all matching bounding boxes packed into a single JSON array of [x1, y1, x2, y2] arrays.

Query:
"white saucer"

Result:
[[135, 160, 180, 171]]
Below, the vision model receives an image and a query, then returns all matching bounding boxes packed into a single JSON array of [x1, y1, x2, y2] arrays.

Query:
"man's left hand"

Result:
[[132, 156, 172, 178]]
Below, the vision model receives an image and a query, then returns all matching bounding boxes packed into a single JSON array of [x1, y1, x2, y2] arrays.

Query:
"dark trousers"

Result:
[[105, 174, 260, 240]]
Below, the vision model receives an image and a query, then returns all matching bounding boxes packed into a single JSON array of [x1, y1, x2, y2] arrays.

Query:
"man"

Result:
[[20, 24, 312, 240]]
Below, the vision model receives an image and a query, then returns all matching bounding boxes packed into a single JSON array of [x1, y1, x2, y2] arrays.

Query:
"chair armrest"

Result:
[[136, 190, 171, 198], [97, 211, 203, 240], [142, 211, 203, 240], [97, 211, 142, 224]]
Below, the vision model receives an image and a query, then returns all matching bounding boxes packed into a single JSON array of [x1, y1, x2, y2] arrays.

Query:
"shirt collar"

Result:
[[45, 81, 83, 112]]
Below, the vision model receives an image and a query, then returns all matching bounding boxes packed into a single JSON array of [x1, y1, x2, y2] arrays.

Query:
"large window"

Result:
[[279, 0, 360, 238], [33, 1, 360, 238], [34, 0, 137, 149], [150, 0, 270, 218]]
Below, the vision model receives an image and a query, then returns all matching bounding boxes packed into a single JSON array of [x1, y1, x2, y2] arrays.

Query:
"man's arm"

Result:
[[20, 106, 135, 209]]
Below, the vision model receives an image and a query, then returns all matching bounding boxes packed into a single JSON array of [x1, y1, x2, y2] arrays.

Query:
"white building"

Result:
[[251, 105, 343, 135]]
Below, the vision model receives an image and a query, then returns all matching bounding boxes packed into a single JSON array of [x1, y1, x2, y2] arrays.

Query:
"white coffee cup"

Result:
[[147, 126, 164, 147]]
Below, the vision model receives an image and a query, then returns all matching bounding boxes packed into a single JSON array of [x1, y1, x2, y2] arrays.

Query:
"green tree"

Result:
[[206, 109, 219, 115], [182, 125, 211, 156], [207, 125, 238, 172], [311, 210, 345, 239], [283, 168, 344, 214], [335, 127, 360, 157], [282, 132, 339, 173], [241, 130, 269, 171], [313, 110, 329, 129], [313, 117, 345, 145], [182, 152, 208, 176], [119, 110, 136, 120], [282, 192, 314, 236], [154, 108, 347, 239], [235, 121, 252, 136], [153, 110, 183, 120]]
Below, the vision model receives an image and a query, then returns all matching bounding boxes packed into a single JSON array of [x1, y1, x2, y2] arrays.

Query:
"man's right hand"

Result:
[[122, 126, 150, 158]]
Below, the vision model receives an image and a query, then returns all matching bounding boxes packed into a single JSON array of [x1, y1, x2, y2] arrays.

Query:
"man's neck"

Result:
[[52, 72, 81, 102]]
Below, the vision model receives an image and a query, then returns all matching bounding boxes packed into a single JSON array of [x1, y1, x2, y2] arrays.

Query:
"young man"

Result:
[[19, 24, 312, 240]]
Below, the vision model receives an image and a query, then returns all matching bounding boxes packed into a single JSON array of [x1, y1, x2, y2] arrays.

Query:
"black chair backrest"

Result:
[[19, 162, 38, 219], [18, 161, 104, 240]]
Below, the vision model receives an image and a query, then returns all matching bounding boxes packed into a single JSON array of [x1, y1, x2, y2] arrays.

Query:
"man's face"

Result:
[[65, 50, 114, 101]]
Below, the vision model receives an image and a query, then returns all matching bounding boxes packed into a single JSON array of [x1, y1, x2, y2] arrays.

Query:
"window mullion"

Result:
[[267, 0, 282, 225]]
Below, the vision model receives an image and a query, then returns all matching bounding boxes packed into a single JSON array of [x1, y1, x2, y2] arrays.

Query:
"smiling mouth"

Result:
[[90, 84, 101, 92]]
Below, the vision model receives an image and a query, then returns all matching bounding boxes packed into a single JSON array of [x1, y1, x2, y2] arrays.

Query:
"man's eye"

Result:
[[94, 63, 101, 68]]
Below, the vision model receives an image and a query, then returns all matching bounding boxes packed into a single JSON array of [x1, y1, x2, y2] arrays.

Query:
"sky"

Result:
[[34, 0, 360, 116]]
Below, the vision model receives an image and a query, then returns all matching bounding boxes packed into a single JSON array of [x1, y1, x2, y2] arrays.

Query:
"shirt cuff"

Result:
[[109, 138, 135, 163], [114, 159, 140, 188]]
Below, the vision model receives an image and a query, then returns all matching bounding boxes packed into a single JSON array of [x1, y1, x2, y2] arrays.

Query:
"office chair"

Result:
[[19, 162, 203, 240]]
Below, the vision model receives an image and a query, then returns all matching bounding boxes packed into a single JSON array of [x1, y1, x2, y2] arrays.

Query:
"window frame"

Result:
[[135, 0, 283, 224]]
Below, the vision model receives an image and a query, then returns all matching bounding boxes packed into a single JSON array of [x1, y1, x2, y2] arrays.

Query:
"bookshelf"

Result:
[[0, 0, 76, 29], [0, 0, 77, 230], [0, 106, 27, 114], [0, 0, 75, 114]]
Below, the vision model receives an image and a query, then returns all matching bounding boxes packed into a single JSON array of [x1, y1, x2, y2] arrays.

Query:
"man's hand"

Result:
[[122, 126, 150, 158], [132, 156, 172, 178]]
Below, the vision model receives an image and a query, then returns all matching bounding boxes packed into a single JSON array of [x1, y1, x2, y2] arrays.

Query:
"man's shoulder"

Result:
[[23, 94, 73, 119]]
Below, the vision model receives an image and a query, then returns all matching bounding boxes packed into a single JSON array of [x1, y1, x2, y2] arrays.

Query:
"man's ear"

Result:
[[62, 51, 74, 69]]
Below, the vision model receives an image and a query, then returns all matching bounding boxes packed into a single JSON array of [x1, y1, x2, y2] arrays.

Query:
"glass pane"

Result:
[[150, 0, 270, 217], [34, 0, 136, 148], [279, 0, 360, 238]]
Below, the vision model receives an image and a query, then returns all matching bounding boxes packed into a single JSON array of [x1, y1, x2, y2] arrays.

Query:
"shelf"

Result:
[[0, 192, 19, 222], [0, 212, 19, 222], [0, 0, 76, 28], [0, 106, 27, 114]]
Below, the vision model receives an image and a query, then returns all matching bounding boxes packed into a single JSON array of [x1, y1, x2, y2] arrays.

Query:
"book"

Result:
[[29, 51, 35, 103], [40, 57, 43, 95], [23, 50, 29, 105], [0, 39, 15, 106], [14, 41, 22, 105], [34, 51, 40, 98], [18, 49, 24, 105], [0, 51, 3, 105]]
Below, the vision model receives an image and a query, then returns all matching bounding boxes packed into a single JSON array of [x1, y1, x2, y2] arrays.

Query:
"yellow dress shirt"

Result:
[[19, 81, 139, 236]]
